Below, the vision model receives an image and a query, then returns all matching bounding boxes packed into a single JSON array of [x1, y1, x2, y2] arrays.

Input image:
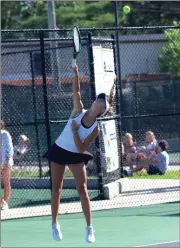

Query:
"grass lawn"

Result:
[[11, 169, 73, 178], [11, 170, 96, 178], [131, 169, 180, 179], [11, 169, 180, 180]]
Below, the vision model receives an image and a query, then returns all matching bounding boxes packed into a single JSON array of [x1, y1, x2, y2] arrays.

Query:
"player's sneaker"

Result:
[[52, 223, 63, 241], [123, 169, 133, 176], [85, 226, 95, 243], [1, 202, 9, 210]]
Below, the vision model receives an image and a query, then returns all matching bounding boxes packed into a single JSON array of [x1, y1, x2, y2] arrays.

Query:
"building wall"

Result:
[[2, 34, 166, 81]]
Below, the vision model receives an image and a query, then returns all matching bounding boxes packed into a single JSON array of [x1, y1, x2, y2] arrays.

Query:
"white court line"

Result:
[[136, 240, 180, 247]]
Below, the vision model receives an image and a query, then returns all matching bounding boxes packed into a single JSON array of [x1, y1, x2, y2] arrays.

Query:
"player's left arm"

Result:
[[71, 124, 99, 153]]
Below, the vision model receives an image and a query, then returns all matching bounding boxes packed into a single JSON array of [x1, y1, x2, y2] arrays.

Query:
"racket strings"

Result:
[[73, 27, 81, 56]]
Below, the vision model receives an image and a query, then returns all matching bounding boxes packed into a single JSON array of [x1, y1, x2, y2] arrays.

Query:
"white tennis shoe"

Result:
[[52, 223, 63, 241], [85, 226, 95, 243], [1, 202, 9, 210]]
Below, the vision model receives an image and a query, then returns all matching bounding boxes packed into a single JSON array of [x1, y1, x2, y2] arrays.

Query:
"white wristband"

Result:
[[72, 58, 77, 68]]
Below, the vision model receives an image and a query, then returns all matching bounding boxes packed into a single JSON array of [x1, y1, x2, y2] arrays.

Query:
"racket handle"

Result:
[[72, 58, 77, 68], [73, 51, 77, 59]]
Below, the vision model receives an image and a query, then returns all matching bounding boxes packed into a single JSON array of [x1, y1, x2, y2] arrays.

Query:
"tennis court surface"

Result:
[[1, 202, 179, 247]]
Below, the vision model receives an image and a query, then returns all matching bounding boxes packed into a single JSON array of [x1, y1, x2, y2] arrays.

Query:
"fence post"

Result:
[[39, 31, 52, 190], [111, 34, 124, 178], [113, 2, 124, 177], [30, 51, 42, 178], [88, 32, 104, 199]]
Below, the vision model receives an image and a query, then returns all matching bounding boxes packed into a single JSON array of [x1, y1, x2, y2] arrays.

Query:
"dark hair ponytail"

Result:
[[108, 76, 116, 113]]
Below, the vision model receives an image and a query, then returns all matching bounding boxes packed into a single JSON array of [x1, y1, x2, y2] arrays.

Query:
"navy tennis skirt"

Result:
[[43, 143, 94, 165]]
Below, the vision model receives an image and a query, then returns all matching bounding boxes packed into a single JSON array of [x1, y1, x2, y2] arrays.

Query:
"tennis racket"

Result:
[[72, 26, 81, 58]]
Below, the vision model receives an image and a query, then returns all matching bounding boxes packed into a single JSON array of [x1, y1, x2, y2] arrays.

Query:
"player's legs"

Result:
[[68, 163, 95, 243], [1, 165, 11, 206], [68, 163, 91, 226], [51, 162, 65, 241], [51, 162, 65, 224]]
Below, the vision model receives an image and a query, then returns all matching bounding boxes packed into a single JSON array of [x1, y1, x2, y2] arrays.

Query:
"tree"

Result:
[[159, 24, 180, 76], [126, 1, 180, 27], [1, 1, 48, 30], [1, 1, 180, 30], [1, 2, 22, 30]]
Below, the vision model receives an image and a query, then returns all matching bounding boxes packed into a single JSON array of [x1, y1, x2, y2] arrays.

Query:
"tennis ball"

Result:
[[123, 6, 130, 15]]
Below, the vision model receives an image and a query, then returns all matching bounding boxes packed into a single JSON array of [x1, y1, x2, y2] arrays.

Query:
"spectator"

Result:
[[145, 131, 158, 154], [121, 142, 125, 155], [124, 140, 169, 176], [124, 133, 137, 170], [14, 134, 29, 162], [0, 120, 14, 210], [138, 131, 158, 159]]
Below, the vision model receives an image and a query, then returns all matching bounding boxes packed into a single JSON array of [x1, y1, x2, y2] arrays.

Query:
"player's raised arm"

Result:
[[70, 59, 84, 118]]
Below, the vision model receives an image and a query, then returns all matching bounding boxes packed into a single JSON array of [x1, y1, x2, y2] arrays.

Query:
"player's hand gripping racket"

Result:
[[72, 26, 81, 59]]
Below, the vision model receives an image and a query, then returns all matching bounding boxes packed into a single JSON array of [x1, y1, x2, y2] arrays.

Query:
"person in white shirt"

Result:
[[43, 57, 114, 243], [0, 120, 14, 210], [123, 133, 137, 170], [145, 131, 158, 155], [137, 131, 158, 160]]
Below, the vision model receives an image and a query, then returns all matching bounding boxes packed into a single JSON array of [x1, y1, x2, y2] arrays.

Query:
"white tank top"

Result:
[[55, 110, 98, 153]]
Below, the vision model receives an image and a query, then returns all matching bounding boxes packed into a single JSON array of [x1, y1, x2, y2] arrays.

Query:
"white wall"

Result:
[[118, 34, 166, 78]]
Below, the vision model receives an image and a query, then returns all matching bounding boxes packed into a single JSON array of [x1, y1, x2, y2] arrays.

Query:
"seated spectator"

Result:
[[124, 140, 169, 176], [124, 133, 137, 170], [146, 130, 158, 154], [137, 131, 158, 159], [14, 134, 29, 162]]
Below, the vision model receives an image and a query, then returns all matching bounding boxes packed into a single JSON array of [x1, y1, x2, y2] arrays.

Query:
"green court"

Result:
[[1, 202, 180, 247], [169, 152, 180, 163]]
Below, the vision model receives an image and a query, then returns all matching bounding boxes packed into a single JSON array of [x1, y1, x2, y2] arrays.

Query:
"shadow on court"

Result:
[[122, 186, 180, 196], [141, 241, 180, 247]]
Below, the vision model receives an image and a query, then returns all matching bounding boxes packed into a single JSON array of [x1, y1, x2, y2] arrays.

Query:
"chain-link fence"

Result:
[[1, 26, 180, 218]]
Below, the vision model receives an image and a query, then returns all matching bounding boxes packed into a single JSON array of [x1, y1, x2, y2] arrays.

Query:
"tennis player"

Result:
[[44, 58, 114, 243]]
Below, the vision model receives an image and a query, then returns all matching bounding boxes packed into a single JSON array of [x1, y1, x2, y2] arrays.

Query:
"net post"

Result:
[[88, 31, 104, 199]]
